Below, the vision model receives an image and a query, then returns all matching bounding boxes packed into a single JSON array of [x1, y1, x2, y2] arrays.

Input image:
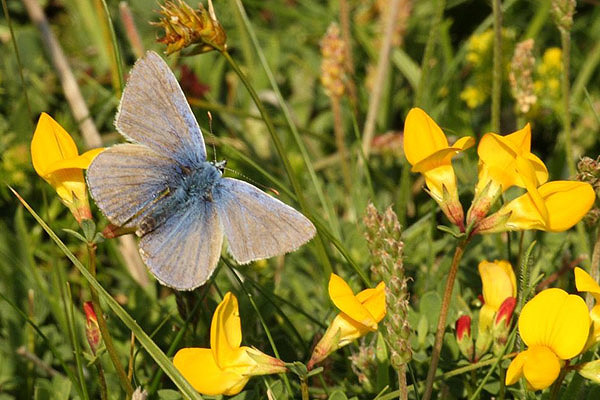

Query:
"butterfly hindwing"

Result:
[[213, 178, 316, 264], [116, 51, 207, 167], [86, 143, 180, 228], [138, 200, 224, 291]]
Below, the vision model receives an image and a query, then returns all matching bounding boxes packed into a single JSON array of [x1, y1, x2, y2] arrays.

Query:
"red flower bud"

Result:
[[84, 301, 101, 354]]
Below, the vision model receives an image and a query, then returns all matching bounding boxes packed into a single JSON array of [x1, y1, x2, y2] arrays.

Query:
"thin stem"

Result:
[[87, 244, 134, 397], [65, 284, 90, 400], [301, 378, 309, 400], [422, 239, 469, 400], [331, 96, 352, 194], [339, 0, 358, 114], [221, 49, 334, 279], [398, 364, 408, 400], [361, 0, 402, 157], [491, 0, 503, 133], [95, 362, 108, 400], [549, 363, 569, 400], [587, 227, 600, 308], [2, 0, 33, 126], [224, 261, 293, 396], [560, 28, 576, 177], [21, 0, 103, 148], [415, 0, 446, 108]]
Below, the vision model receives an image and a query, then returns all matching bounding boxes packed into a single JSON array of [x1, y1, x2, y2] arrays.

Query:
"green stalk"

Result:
[[11, 188, 204, 400], [65, 284, 90, 400], [560, 29, 575, 177], [422, 239, 470, 400], [1, 0, 33, 125], [491, 0, 503, 133], [230, 0, 341, 239], [415, 0, 446, 107], [224, 261, 293, 396], [98, 0, 124, 94], [88, 243, 134, 397], [220, 50, 333, 278]]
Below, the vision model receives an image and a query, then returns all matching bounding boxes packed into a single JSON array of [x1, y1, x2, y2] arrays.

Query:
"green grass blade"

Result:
[[230, 0, 341, 239], [10, 188, 204, 400]]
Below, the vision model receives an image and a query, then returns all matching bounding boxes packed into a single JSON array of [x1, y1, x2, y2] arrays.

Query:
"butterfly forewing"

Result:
[[116, 51, 206, 167], [139, 200, 224, 290], [213, 178, 316, 264], [87, 143, 179, 227]]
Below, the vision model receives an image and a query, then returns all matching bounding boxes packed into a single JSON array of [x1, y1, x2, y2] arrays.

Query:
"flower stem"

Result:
[[220, 49, 334, 278], [87, 243, 134, 397], [415, 0, 446, 108], [587, 226, 600, 308], [362, 0, 402, 157], [491, 0, 503, 133], [422, 239, 469, 400], [332, 96, 352, 194], [301, 377, 309, 400], [549, 363, 569, 400], [560, 28, 576, 177], [398, 364, 408, 400]]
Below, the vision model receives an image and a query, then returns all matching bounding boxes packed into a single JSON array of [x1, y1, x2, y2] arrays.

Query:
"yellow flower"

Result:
[[31, 113, 104, 223], [505, 288, 589, 390], [574, 267, 600, 347], [174, 292, 286, 396], [460, 86, 487, 109], [478, 260, 516, 330], [467, 124, 548, 226], [307, 273, 386, 369], [475, 180, 594, 233], [403, 108, 475, 231]]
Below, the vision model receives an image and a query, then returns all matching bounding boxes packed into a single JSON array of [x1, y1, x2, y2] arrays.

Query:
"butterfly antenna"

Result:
[[207, 111, 218, 163], [223, 167, 281, 196]]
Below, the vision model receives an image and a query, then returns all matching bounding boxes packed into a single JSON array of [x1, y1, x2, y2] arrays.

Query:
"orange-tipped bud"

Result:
[[84, 301, 101, 354], [455, 315, 474, 362]]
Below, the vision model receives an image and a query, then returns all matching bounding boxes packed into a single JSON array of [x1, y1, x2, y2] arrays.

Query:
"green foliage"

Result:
[[1, 0, 600, 399]]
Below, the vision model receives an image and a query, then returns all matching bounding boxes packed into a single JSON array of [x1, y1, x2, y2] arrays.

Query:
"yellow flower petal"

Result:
[[542, 181, 595, 232], [45, 148, 105, 173], [211, 292, 244, 368], [479, 260, 516, 312], [173, 347, 249, 396], [488, 181, 594, 232], [575, 267, 600, 301], [522, 346, 562, 390], [403, 108, 450, 166], [519, 288, 589, 360], [329, 273, 377, 329], [355, 281, 386, 323], [475, 125, 548, 194], [505, 350, 527, 385], [31, 113, 80, 177]]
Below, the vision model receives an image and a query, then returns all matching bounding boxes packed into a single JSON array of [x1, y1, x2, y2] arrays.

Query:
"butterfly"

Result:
[[86, 51, 316, 290]]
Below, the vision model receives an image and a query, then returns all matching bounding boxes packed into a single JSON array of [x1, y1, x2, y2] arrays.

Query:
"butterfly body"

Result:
[[87, 51, 316, 290]]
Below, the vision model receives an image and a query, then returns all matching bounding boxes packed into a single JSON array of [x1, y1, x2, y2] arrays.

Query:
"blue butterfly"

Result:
[[87, 51, 316, 290]]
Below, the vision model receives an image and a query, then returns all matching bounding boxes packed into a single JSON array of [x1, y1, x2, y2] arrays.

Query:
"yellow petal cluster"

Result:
[[478, 260, 516, 330], [174, 292, 286, 396], [307, 273, 386, 369], [574, 267, 600, 347], [467, 124, 548, 225], [31, 113, 103, 222], [476, 181, 595, 233], [505, 289, 590, 390], [403, 108, 474, 230]]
